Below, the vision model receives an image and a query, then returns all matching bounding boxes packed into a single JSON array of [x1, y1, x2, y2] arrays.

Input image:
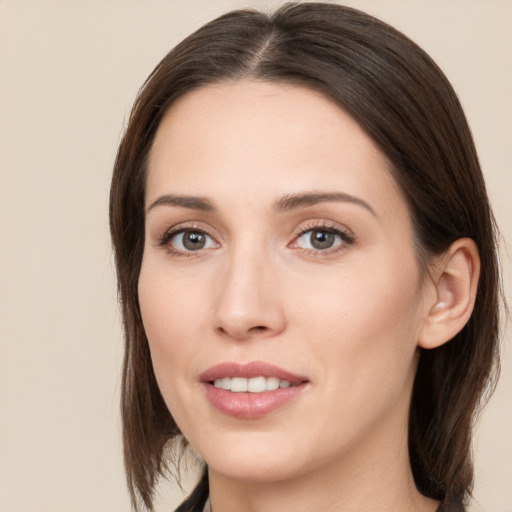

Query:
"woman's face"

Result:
[[139, 80, 433, 483]]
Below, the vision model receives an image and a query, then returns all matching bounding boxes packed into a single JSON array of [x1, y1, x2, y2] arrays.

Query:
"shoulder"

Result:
[[174, 469, 209, 512]]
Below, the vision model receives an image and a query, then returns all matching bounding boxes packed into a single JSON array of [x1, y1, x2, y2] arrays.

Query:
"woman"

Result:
[[109, 3, 502, 511]]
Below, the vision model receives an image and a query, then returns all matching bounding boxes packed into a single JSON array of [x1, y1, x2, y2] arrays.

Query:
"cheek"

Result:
[[287, 267, 422, 457], [137, 266, 212, 435], [138, 263, 206, 386], [290, 257, 423, 393]]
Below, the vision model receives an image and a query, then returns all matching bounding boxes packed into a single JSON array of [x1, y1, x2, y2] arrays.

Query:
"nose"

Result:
[[213, 247, 286, 341]]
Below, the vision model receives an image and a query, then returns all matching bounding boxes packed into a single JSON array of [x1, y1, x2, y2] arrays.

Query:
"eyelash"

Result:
[[292, 222, 355, 256], [157, 221, 355, 258], [157, 223, 212, 258]]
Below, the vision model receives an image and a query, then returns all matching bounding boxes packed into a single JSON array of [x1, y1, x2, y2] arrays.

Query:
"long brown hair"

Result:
[[110, 3, 502, 510]]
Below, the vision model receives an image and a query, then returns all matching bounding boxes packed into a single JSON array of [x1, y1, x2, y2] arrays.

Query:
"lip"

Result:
[[200, 361, 307, 384], [200, 361, 309, 419]]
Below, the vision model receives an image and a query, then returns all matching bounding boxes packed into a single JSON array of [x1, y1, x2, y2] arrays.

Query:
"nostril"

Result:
[[250, 326, 268, 332], [215, 324, 272, 340]]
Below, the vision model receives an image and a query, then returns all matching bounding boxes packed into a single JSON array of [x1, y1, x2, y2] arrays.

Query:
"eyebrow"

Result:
[[146, 194, 215, 213], [273, 192, 376, 216], [146, 191, 376, 216]]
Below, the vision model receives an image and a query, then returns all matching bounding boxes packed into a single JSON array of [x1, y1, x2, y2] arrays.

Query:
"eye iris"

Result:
[[310, 230, 335, 250], [183, 231, 206, 250]]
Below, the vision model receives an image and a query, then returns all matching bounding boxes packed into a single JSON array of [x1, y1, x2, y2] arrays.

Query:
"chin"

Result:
[[208, 455, 308, 484], [188, 427, 319, 483]]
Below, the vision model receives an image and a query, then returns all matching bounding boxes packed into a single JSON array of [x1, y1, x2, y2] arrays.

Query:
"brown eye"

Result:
[[182, 231, 207, 250], [309, 230, 336, 250], [294, 227, 352, 252], [168, 230, 216, 252]]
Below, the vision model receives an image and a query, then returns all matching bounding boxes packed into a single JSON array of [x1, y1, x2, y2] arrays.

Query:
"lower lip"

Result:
[[202, 382, 307, 419]]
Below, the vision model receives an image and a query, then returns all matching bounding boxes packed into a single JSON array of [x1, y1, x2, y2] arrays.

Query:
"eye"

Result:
[[164, 229, 217, 252], [293, 225, 353, 252]]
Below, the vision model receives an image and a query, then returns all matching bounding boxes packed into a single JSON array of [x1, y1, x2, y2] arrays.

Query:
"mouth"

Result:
[[200, 361, 309, 419], [211, 376, 298, 393]]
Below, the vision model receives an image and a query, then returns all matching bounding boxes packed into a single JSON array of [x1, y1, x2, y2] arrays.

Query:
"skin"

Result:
[[139, 80, 445, 512]]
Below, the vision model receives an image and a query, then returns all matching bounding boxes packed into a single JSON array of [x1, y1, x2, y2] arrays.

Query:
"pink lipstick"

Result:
[[200, 361, 308, 419]]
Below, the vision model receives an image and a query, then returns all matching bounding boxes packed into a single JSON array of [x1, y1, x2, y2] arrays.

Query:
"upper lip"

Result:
[[199, 361, 308, 384]]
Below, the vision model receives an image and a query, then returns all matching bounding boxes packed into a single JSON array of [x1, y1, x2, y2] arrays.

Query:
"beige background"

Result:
[[0, 0, 510, 511]]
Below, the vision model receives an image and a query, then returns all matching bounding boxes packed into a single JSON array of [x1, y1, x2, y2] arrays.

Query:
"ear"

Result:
[[418, 238, 480, 350]]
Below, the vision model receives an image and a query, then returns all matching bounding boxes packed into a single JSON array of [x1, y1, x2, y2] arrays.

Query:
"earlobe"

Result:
[[418, 238, 480, 350]]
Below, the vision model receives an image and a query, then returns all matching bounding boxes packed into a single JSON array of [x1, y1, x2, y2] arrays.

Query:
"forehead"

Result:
[[149, 80, 382, 168], [146, 80, 404, 221]]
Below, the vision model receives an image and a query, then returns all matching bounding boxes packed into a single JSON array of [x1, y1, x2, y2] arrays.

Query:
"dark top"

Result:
[[175, 470, 465, 512]]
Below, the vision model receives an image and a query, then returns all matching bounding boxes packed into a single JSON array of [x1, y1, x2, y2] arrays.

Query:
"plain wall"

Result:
[[0, 1, 510, 511]]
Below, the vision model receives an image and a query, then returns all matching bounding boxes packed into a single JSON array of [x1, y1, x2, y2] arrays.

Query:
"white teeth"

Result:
[[212, 376, 294, 393], [220, 377, 232, 390], [247, 376, 266, 393], [231, 377, 248, 392], [212, 377, 232, 390], [266, 377, 280, 390]]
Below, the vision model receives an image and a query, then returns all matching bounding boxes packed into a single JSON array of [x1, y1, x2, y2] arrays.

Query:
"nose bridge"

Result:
[[213, 235, 285, 340]]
